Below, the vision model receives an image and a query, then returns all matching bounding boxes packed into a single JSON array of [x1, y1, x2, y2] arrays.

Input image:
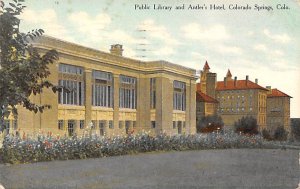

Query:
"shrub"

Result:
[[0, 131, 268, 164], [273, 126, 288, 141], [197, 115, 224, 133], [262, 129, 273, 141], [291, 119, 300, 141], [234, 116, 258, 135]]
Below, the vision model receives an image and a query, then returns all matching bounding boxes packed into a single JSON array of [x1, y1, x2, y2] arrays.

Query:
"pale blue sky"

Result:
[[4, 0, 300, 117]]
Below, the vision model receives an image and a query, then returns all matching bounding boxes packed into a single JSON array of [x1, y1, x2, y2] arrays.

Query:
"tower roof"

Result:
[[226, 69, 232, 78], [203, 61, 210, 70]]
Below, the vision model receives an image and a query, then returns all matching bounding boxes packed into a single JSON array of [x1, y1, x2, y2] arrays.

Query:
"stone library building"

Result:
[[4, 36, 197, 137]]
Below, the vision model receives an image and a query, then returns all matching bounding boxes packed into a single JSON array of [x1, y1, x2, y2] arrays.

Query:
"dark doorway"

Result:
[[99, 121, 105, 136], [178, 121, 182, 134], [125, 121, 130, 134]]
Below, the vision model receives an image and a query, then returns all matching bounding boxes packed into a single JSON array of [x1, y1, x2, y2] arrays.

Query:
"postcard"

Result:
[[0, 0, 299, 188]]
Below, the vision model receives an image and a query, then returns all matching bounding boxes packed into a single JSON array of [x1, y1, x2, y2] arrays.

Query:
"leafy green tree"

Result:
[[0, 0, 59, 132], [197, 114, 224, 133], [234, 116, 259, 135]]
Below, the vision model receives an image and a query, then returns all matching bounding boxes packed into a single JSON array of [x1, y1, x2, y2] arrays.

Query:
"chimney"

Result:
[[234, 76, 237, 87], [224, 77, 227, 87], [255, 78, 258, 84], [266, 86, 272, 94], [110, 44, 123, 56], [246, 75, 249, 86]]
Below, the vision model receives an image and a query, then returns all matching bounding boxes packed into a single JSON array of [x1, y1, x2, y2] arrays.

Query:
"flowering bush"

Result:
[[0, 131, 275, 164]]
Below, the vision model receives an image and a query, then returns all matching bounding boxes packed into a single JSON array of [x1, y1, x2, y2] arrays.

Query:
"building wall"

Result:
[[6, 36, 197, 137], [216, 89, 267, 130], [267, 97, 291, 132]]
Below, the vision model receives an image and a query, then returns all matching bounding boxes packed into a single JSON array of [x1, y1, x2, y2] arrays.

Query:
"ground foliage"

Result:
[[0, 130, 279, 164]]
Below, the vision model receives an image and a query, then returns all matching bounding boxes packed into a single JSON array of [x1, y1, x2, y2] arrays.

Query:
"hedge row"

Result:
[[0, 131, 274, 164]]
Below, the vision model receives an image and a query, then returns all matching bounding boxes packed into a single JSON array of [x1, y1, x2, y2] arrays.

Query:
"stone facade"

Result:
[[196, 62, 286, 131], [4, 36, 197, 137], [196, 62, 218, 125], [266, 87, 292, 133]]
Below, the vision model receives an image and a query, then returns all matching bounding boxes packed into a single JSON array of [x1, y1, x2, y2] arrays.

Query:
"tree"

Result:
[[0, 0, 59, 133], [291, 119, 300, 141], [262, 129, 272, 141], [273, 126, 288, 141], [234, 116, 258, 135], [197, 114, 224, 133]]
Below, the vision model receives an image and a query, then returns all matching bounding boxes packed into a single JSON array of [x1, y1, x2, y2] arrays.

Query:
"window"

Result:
[[58, 120, 64, 130], [13, 120, 18, 130], [173, 81, 186, 111], [59, 64, 83, 74], [109, 120, 114, 129], [151, 121, 156, 128], [132, 121, 136, 128], [150, 78, 156, 109], [80, 120, 85, 129], [92, 70, 113, 107], [58, 64, 84, 105], [119, 121, 124, 129], [99, 121, 105, 136], [173, 121, 177, 129], [67, 120, 75, 136], [119, 75, 137, 109]]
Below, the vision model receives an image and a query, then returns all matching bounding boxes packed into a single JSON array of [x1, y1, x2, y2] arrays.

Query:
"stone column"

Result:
[[189, 80, 197, 134], [156, 77, 173, 135], [84, 69, 92, 129], [137, 77, 151, 132], [113, 74, 120, 135]]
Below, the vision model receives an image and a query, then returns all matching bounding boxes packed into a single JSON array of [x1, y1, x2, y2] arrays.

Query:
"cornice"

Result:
[[32, 35, 197, 80]]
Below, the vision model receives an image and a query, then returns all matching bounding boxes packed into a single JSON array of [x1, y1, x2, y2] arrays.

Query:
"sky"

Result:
[[4, 0, 300, 117]]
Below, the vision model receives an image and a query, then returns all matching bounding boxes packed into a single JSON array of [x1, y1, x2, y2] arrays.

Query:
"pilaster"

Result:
[[84, 69, 92, 128]]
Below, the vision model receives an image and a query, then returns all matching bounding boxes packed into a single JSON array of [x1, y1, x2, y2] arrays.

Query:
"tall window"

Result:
[[58, 120, 64, 130], [92, 70, 113, 107], [173, 80, 186, 111], [58, 64, 84, 105], [80, 120, 85, 129], [150, 78, 156, 109], [119, 75, 137, 109]]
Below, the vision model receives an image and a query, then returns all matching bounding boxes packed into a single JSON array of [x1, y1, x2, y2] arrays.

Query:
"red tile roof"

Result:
[[216, 80, 268, 91], [203, 61, 210, 70], [267, 88, 292, 98], [196, 91, 218, 103]]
